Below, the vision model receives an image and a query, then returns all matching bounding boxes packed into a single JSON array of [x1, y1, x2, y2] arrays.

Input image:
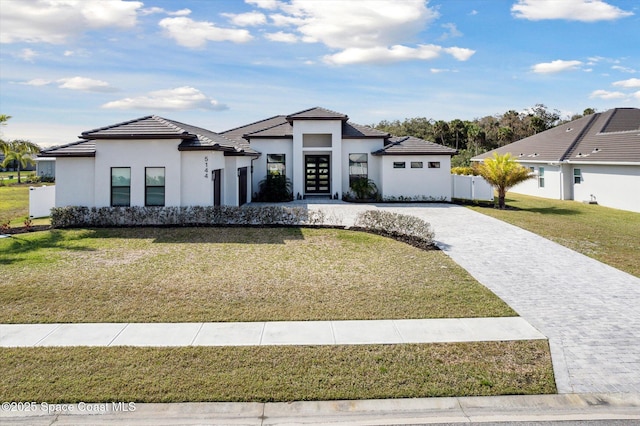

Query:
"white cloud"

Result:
[[102, 87, 228, 111], [18, 76, 116, 92], [633, 91, 640, 100], [324, 44, 474, 65], [222, 11, 267, 26], [512, 0, 633, 22], [18, 48, 37, 62], [430, 68, 458, 74], [440, 23, 462, 40], [21, 78, 52, 86], [265, 31, 298, 43], [159, 17, 253, 48], [612, 78, 640, 88], [612, 65, 637, 73], [252, 0, 473, 66], [57, 77, 116, 92], [246, 0, 281, 10], [1, 0, 143, 44], [532, 60, 583, 73], [140, 7, 191, 16], [589, 89, 626, 100]]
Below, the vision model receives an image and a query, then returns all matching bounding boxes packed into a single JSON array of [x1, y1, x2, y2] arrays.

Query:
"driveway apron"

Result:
[[307, 202, 640, 394]]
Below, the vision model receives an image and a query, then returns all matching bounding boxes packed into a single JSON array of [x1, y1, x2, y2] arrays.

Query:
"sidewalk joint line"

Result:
[[107, 323, 130, 347], [34, 323, 62, 346], [190, 322, 205, 346]]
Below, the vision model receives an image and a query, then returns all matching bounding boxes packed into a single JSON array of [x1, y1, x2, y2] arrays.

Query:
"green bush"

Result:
[[451, 166, 479, 176], [256, 174, 293, 202], [353, 210, 435, 249]]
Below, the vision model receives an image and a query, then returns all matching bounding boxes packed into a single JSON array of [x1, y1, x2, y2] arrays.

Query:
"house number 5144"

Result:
[[204, 156, 209, 179]]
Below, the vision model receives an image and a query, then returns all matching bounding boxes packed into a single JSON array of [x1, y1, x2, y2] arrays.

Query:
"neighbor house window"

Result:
[[111, 167, 131, 207], [393, 162, 406, 169], [411, 161, 423, 168], [267, 154, 285, 176], [573, 168, 581, 184], [538, 167, 545, 188], [145, 167, 165, 206], [428, 162, 441, 168], [349, 153, 368, 185]]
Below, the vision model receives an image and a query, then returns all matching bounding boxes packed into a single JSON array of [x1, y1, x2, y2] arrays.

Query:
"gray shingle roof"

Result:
[[373, 136, 457, 156], [286, 106, 348, 122], [220, 115, 288, 143], [38, 140, 96, 157], [473, 108, 640, 164], [43, 116, 257, 157]]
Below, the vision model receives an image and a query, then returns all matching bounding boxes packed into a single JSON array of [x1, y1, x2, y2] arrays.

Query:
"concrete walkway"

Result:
[[303, 202, 640, 394], [0, 317, 544, 347]]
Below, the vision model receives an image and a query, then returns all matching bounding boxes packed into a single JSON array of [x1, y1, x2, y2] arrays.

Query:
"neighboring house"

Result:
[[39, 107, 457, 208], [472, 107, 640, 213], [35, 157, 55, 179]]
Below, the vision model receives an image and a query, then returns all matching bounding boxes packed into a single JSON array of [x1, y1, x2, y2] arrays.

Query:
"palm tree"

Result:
[[475, 153, 534, 209], [1, 139, 40, 183]]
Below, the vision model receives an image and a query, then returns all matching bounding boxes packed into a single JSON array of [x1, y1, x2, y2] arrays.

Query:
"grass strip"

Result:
[[0, 227, 515, 323], [0, 341, 555, 403], [466, 193, 640, 277]]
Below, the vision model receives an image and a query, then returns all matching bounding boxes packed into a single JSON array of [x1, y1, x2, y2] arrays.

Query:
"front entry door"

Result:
[[305, 155, 330, 194], [213, 169, 221, 206], [238, 167, 248, 206]]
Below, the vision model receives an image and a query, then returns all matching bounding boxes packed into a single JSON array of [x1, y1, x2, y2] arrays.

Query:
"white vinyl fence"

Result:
[[29, 185, 56, 218], [451, 175, 494, 201]]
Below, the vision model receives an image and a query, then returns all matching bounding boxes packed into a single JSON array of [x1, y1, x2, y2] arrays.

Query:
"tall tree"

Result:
[[475, 153, 535, 209], [1, 139, 40, 183]]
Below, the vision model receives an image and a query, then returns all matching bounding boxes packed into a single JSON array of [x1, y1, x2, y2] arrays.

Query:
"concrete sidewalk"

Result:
[[2, 393, 639, 425], [0, 317, 545, 347]]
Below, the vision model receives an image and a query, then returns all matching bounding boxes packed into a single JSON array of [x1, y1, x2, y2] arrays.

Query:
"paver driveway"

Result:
[[303, 201, 640, 394]]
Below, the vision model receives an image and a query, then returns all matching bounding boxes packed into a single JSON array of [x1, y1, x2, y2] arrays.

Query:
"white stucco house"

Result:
[[472, 107, 640, 213], [39, 107, 457, 208]]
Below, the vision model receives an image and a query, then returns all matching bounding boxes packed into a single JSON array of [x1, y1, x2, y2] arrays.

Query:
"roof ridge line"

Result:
[[152, 116, 191, 135], [560, 113, 600, 161], [220, 115, 286, 134], [81, 115, 153, 135]]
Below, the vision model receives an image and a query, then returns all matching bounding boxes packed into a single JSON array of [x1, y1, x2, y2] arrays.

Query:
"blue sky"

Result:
[[1, 0, 639, 147]]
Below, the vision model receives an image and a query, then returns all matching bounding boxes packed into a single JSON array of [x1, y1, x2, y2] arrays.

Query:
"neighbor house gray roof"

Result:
[[38, 140, 96, 157], [372, 136, 458, 156], [42, 116, 257, 157], [473, 108, 640, 164]]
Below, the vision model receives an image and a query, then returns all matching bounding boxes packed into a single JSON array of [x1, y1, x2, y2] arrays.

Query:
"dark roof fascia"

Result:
[[243, 134, 294, 141], [177, 145, 235, 152], [223, 151, 260, 157], [38, 151, 95, 158], [83, 134, 192, 140], [372, 150, 457, 156]]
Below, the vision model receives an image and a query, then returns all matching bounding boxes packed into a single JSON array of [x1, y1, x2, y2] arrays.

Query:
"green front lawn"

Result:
[[467, 193, 640, 277], [0, 341, 555, 403], [0, 182, 51, 227], [0, 227, 515, 323]]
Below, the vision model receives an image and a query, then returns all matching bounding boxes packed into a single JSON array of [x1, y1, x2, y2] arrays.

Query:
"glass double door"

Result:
[[305, 155, 330, 194]]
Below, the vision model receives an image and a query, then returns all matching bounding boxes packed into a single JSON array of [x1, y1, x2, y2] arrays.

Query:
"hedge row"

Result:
[[50, 206, 334, 228], [50, 206, 436, 249]]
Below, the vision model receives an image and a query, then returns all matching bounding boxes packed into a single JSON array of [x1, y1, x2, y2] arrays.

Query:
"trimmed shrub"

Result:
[[353, 210, 435, 249], [50, 206, 339, 228]]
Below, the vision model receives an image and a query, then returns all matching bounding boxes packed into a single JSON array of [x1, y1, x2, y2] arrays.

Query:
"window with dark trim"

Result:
[[349, 153, 368, 185], [538, 167, 545, 188], [411, 161, 423, 168], [393, 161, 406, 169], [573, 168, 581, 184], [145, 167, 165, 206], [267, 154, 286, 176], [111, 167, 131, 207], [428, 162, 440, 168]]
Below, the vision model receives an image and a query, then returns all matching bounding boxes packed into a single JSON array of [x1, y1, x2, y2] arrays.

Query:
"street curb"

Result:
[[2, 393, 639, 425]]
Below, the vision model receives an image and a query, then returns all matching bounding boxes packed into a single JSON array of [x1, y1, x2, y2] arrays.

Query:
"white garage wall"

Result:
[[380, 155, 452, 200], [180, 151, 225, 206], [93, 139, 182, 207], [55, 157, 95, 207]]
